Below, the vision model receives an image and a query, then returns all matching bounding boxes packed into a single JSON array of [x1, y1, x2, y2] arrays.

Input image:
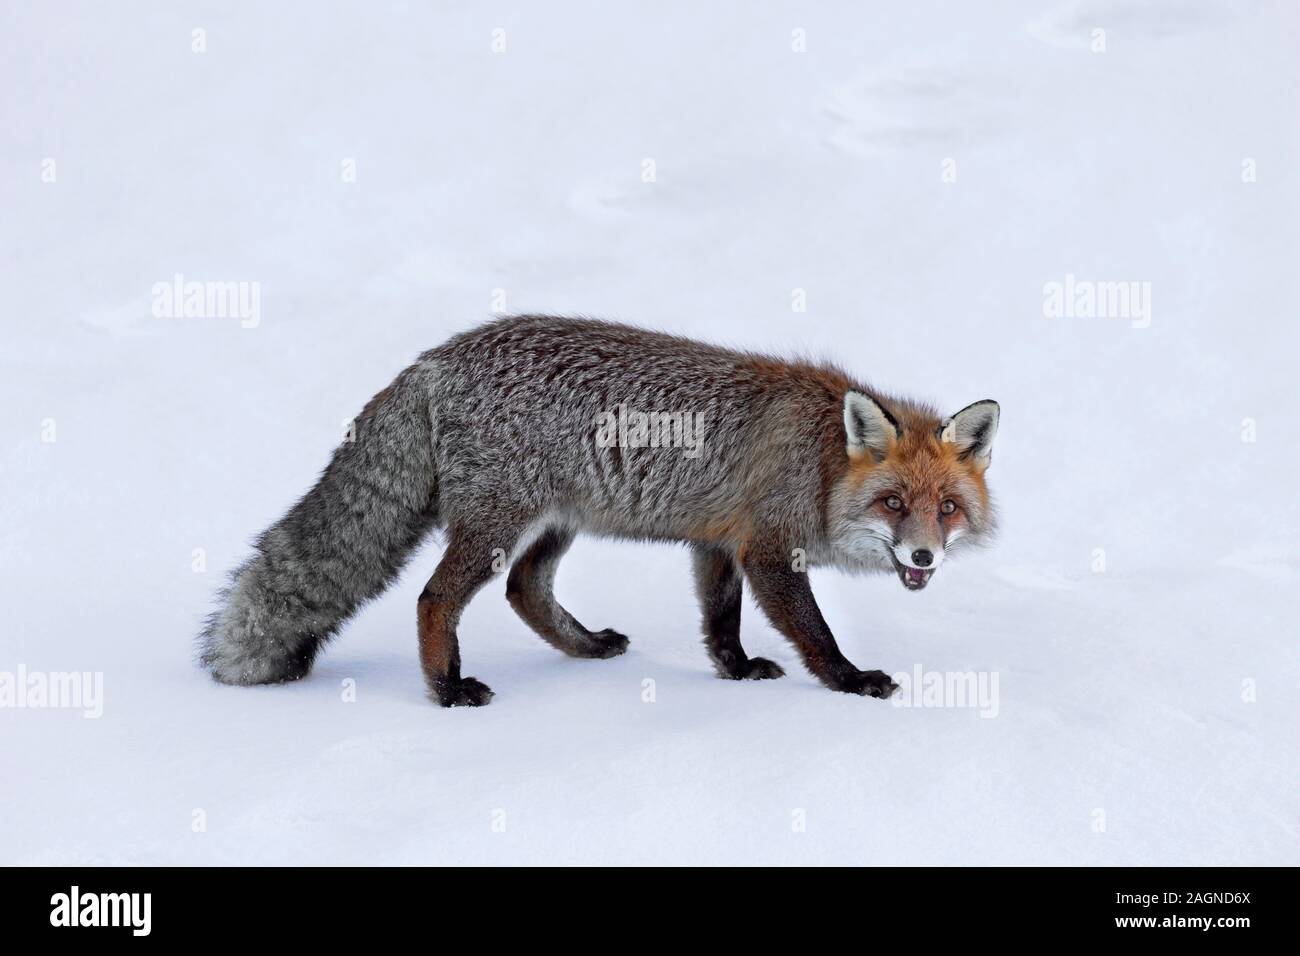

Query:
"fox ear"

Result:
[[939, 400, 1000, 468], [843, 391, 900, 462]]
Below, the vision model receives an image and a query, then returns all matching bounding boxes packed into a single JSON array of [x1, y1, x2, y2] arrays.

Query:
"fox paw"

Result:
[[584, 629, 631, 659], [835, 669, 898, 699], [432, 676, 494, 708], [715, 651, 786, 681], [737, 656, 785, 680]]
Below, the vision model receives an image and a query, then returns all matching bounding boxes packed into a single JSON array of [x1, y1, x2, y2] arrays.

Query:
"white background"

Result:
[[2, 0, 1297, 864]]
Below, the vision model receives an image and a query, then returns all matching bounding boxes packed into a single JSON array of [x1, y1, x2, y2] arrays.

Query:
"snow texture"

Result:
[[2, 0, 1297, 865]]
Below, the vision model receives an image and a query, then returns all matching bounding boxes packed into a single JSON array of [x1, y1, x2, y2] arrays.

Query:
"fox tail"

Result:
[[198, 364, 439, 685]]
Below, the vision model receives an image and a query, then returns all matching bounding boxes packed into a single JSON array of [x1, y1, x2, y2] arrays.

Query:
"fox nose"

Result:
[[911, 549, 933, 567]]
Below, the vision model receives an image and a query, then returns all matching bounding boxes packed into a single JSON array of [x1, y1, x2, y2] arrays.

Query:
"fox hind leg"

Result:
[[506, 526, 629, 659], [692, 545, 784, 680], [419, 520, 526, 707]]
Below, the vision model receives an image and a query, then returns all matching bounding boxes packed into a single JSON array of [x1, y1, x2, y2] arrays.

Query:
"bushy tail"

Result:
[[199, 364, 440, 685]]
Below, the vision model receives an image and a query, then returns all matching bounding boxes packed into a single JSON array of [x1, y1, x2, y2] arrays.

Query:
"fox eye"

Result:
[[940, 499, 957, 515], [884, 495, 903, 511]]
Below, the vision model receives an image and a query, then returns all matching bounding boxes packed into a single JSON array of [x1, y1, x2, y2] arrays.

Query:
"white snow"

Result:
[[2, 0, 1297, 865]]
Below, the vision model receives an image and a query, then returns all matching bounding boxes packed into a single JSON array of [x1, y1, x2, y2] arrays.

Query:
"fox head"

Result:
[[827, 392, 999, 591]]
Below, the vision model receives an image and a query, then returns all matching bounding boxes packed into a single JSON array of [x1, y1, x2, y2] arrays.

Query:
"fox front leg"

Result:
[[691, 545, 785, 680], [741, 549, 897, 699]]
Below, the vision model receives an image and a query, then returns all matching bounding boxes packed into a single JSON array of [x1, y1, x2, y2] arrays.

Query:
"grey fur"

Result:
[[199, 364, 439, 684], [199, 315, 998, 703]]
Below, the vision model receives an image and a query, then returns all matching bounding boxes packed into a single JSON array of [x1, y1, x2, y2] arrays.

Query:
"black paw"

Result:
[[432, 676, 494, 708], [585, 629, 630, 659], [715, 651, 786, 681], [834, 669, 898, 699], [738, 656, 786, 680]]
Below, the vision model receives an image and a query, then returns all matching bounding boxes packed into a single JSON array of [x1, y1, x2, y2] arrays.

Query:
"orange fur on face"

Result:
[[845, 405, 992, 531]]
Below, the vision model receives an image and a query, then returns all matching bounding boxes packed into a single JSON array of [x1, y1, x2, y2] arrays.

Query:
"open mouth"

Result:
[[891, 555, 935, 591]]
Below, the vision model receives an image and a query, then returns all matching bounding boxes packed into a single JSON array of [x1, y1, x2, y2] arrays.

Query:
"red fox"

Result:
[[200, 316, 999, 706]]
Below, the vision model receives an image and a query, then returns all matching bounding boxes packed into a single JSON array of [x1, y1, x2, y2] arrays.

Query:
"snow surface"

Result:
[[2, 0, 1297, 865]]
